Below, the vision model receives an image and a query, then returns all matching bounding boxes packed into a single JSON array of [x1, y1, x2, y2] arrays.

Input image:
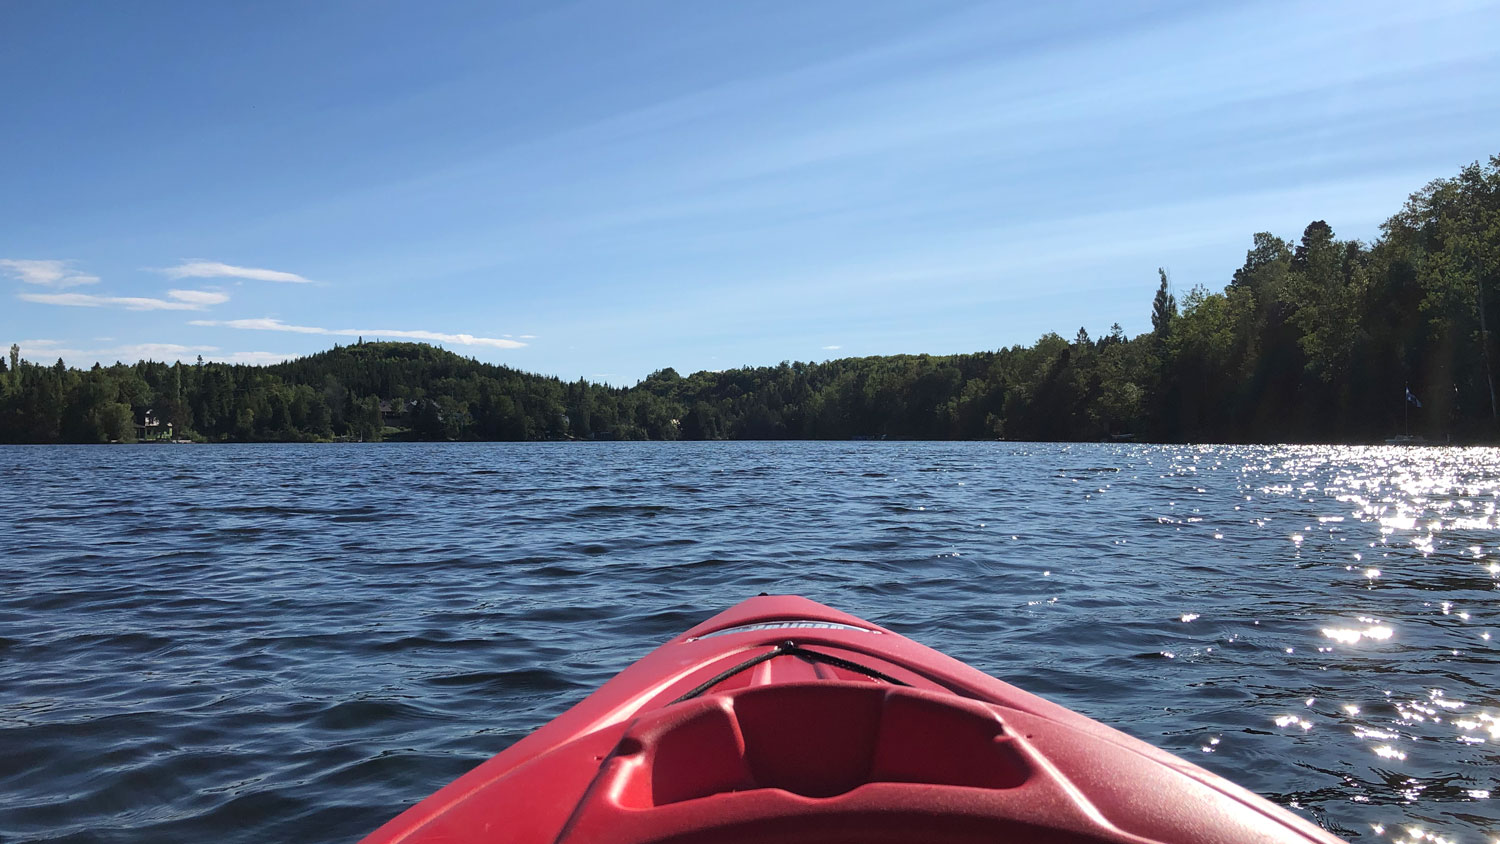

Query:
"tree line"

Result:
[[2, 155, 1496, 444]]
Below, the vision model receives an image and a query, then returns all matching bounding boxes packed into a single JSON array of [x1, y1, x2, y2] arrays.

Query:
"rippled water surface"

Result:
[[4, 442, 1499, 843]]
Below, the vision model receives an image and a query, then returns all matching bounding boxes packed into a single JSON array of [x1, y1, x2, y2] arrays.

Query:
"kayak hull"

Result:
[[358, 595, 1344, 844]]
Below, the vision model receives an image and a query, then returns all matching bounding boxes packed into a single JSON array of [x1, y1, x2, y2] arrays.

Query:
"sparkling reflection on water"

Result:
[[1, 443, 1498, 844]]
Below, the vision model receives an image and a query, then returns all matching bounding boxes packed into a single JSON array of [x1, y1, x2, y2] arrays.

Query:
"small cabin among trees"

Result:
[[136, 409, 172, 441]]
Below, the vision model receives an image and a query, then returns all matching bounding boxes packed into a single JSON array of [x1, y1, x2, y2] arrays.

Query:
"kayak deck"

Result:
[[358, 595, 1345, 844]]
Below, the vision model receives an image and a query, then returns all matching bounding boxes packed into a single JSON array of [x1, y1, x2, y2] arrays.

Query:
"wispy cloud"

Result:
[[0, 259, 100, 288], [19, 289, 228, 311], [4, 340, 87, 362], [113, 343, 219, 358], [166, 289, 230, 306], [4, 338, 299, 367], [91, 344, 298, 366], [207, 351, 303, 365], [822, 344, 841, 350], [190, 317, 527, 349], [164, 261, 314, 284], [6, 339, 215, 361]]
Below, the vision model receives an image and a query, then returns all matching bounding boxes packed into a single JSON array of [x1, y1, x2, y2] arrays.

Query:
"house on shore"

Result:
[[379, 400, 418, 424], [136, 409, 173, 441]]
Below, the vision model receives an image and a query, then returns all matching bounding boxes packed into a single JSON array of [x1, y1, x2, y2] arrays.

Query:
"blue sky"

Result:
[[2, 0, 1497, 384]]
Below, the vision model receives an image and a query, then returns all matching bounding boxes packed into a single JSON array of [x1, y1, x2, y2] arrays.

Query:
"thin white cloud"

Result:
[[18, 291, 221, 311], [822, 344, 842, 350], [0, 259, 100, 288], [2, 339, 299, 367], [191, 317, 527, 349], [191, 317, 323, 334], [107, 346, 300, 366], [21, 292, 201, 311], [164, 261, 313, 284], [15, 339, 68, 350], [112, 343, 220, 358], [6, 339, 88, 361], [167, 289, 230, 306], [204, 351, 303, 365]]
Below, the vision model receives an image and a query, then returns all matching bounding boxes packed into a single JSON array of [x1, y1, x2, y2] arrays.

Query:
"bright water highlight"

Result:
[[2, 442, 1498, 843]]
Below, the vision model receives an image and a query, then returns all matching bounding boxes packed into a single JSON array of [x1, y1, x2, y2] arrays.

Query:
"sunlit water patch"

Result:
[[2, 442, 1499, 843]]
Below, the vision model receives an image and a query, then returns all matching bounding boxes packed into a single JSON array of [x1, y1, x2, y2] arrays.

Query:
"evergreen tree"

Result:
[[1151, 269, 1177, 338]]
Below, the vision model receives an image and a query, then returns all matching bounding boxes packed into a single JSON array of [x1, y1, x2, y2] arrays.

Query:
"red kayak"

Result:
[[358, 595, 1344, 843]]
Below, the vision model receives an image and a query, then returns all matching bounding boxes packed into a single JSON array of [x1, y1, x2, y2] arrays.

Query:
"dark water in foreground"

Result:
[[3, 442, 1498, 843]]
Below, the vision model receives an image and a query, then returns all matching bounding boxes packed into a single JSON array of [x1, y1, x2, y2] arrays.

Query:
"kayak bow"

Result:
[[358, 595, 1343, 844]]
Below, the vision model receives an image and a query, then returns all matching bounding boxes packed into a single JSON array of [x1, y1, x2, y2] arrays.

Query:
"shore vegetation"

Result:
[[3, 156, 1496, 444]]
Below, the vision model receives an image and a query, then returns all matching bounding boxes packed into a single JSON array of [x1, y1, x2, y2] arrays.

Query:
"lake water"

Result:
[[3, 442, 1498, 843]]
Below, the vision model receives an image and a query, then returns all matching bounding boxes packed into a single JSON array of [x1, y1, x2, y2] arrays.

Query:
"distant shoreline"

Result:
[[6, 438, 1487, 447], [4, 157, 1498, 448]]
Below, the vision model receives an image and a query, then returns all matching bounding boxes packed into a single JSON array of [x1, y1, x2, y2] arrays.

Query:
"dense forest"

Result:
[[3, 155, 1497, 445]]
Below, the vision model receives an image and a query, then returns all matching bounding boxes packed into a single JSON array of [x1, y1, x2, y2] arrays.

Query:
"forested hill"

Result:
[[3, 155, 1498, 445]]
